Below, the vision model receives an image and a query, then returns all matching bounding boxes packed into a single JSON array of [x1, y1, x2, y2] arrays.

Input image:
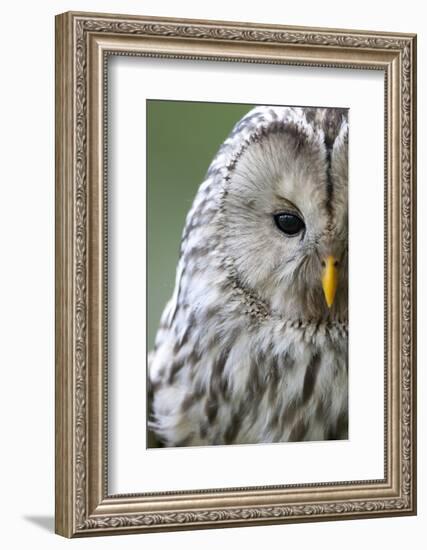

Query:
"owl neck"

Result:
[[173, 253, 347, 335], [220, 255, 348, 326]]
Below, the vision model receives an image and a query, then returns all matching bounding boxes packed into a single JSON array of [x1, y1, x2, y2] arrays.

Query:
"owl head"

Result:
[[212, 106, 348, 322]]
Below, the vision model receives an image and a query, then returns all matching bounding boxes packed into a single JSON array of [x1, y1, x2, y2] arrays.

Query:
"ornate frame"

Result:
[[55, 11, 417, 537]]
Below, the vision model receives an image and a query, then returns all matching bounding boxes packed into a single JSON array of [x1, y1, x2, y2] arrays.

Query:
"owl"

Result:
[[148, 105, 348, 447]]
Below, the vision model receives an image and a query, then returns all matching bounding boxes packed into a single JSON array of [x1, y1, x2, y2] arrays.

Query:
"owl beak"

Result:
[[321, 255, 339, 308]]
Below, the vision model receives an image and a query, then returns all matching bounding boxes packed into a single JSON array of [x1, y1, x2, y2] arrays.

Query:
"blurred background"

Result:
[[147, 100, 255, 349]]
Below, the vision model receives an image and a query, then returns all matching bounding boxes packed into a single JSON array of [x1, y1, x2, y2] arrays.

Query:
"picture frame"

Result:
[[55, 11, 417, 537]]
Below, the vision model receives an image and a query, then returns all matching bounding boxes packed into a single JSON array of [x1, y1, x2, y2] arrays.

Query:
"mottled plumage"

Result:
[[148, 106, 348, 447]]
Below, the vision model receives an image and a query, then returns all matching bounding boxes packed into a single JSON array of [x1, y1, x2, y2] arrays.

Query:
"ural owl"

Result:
[[148, 105, 348, 447]]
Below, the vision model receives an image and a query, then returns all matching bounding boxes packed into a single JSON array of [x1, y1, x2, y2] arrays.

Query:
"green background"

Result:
[[147, 100, 255, 350]]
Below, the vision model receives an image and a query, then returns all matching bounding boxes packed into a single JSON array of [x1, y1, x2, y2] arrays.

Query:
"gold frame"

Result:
[[55, 11, 417, 538]]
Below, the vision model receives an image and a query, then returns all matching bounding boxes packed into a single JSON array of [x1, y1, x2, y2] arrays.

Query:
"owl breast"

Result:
[[149, 312, 348, 447]]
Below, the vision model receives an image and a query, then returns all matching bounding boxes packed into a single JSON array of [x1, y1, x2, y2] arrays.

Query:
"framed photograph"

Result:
[[55, 11, 417, 537]]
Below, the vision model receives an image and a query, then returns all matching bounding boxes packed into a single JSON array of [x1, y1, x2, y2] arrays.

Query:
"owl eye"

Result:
[[274, 212, 305, 236]]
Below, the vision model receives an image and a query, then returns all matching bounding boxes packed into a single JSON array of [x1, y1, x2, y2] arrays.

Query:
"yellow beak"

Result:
[[321, 256, 339, 308]]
